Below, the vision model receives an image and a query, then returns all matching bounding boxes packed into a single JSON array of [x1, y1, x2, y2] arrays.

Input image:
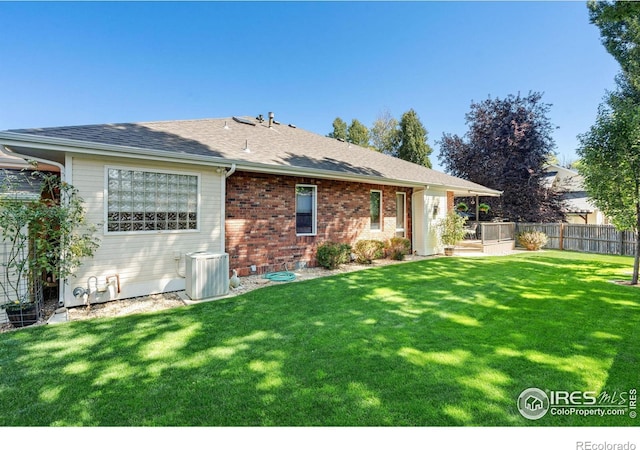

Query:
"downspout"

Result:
[[225, 163, 236, 179], [2, 146, 68, 306], [220, 163, 236, 254], [3, 146, 66, 180]]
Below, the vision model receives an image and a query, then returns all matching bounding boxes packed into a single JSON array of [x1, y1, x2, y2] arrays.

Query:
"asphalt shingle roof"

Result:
[[5, 117, 500, 195]]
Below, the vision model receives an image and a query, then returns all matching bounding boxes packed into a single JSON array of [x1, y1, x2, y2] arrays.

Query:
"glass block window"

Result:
[[107, 168, 198, 232]]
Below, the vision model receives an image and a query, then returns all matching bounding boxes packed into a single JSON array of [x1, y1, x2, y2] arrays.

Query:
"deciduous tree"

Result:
[[370, 109, 400, 156], [438, 92, 565, 222], [579, 1, 640, 284], [588, 1, 640, 91]]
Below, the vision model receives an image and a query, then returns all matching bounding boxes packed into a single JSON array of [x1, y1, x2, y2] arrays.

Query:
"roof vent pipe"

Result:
[[268, 112, 274, 128]]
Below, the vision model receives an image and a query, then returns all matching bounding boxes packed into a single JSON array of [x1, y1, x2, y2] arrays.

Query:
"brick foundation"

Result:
[[225, 171, 412, 276]]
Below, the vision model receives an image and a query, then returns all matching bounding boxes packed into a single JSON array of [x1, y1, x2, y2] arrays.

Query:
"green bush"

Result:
[[353, 239, 386, 264], [386, 237, 411, 260], [316, 242, 351, 269], [437, 211, 467, 248], [517, 230, 549, 251]]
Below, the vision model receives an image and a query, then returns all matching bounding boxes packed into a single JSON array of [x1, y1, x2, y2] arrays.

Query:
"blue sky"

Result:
[[0, 1, 620, 172]]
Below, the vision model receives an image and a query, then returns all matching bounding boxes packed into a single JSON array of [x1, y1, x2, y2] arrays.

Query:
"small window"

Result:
[[106, 168, 198, 233], [396, 192, 406, 237], [370, 190, 382, 231], [296, 185, 316, 235]]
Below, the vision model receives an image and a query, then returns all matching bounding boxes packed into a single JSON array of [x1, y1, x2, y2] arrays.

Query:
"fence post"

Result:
[[559, 222, 564, 251], [619, 230, 625, 256]]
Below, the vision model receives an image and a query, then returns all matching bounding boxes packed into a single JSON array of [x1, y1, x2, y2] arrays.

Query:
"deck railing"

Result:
[[479, 222, 516, 244]]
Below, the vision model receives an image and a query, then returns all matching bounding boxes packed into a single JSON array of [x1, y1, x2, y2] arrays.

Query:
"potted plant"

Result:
[[455, 202, 469, 212], [478, 203, 490, 214], [0, 168, 100, 327], [437, 211, 467, 256]]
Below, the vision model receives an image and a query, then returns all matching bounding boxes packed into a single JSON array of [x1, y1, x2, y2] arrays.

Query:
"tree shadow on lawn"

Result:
[[0, 252, 637, 426]]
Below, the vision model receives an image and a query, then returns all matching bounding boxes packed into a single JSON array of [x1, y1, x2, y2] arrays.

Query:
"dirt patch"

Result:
[[611, 280, 640, 287], [67, 291, 186, 322]]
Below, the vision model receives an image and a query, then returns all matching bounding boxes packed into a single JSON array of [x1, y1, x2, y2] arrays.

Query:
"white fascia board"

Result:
[[0, 132, 233, 171]]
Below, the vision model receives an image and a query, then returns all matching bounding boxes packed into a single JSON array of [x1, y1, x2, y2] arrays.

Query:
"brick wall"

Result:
[[447, 191, 455, 212], [225, 171, 413, 276]]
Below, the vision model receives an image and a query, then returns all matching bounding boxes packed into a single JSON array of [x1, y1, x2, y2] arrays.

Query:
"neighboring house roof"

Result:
[[544, 164, 594, 214], [0, 116, 501, 196]]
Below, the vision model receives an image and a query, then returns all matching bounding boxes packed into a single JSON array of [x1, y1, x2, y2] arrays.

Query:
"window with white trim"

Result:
[[106, 168, 198, 233], [296, 185, 317, 235], [370, 190, 382, 231], [396, 192, 406, 237]]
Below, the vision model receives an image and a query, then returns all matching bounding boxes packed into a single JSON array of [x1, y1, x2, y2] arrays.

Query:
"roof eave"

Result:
[[0, 131, 501, 195]]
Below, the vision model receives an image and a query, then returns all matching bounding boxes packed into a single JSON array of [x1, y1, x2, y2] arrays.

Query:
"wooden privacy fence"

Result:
[[515, 223, 637, 256]]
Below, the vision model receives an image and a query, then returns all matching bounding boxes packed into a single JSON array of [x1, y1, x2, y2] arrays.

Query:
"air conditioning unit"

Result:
[[185, 252, 229, 300]]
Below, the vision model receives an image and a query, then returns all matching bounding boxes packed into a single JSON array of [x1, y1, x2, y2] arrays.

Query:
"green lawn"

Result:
[[0, 250, 638, 426]]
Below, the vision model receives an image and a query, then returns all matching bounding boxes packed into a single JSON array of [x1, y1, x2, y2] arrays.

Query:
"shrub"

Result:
[[353, 240, 385, 264], [386, 237, 411, 260], [437, 211, 467, 248], [316, 242, 351, 269], [517, 230, 548, 251]]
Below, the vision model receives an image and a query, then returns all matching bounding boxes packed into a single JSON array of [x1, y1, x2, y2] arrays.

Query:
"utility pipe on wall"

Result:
[[220, 163, 237, 254]]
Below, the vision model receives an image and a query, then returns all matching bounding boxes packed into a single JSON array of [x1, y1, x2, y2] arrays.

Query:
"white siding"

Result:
[[64, 155, 224, 306], [412, 188, 447, 256]]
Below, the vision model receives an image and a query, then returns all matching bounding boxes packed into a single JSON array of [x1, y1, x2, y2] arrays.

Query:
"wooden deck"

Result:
[[452, 239, 516, 256]]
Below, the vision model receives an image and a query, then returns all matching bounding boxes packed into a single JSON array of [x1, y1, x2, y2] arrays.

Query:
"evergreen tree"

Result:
[[397, 109, 433, 168], [347, 119, 370, 147], [327, 117, 347, 140]]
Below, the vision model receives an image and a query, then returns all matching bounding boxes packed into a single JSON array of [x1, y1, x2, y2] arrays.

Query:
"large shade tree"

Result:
[[578, 82, 640, 284], [588, 1, 640, 91], [579, 0, 640, 284], [438, 92, 565, 222]]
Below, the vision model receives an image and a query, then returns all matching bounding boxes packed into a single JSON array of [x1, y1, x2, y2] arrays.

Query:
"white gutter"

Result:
[[3, 145, 66, 180]]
